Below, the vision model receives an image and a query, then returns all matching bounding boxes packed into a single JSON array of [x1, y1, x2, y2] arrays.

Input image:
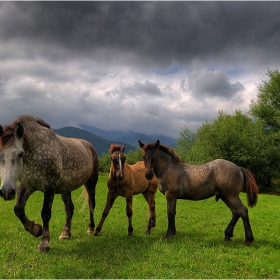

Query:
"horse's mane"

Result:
[[143, 142, 182, 165], [158, 144, 182, 165], [0, 115, 51, 148], [109, 144, 123, 154]]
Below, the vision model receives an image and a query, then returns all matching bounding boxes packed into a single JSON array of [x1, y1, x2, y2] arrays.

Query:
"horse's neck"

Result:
[[155, 150, 172, 177]]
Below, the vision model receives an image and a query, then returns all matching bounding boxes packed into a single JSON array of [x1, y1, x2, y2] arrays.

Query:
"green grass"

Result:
[[1, 175, 280, 278]]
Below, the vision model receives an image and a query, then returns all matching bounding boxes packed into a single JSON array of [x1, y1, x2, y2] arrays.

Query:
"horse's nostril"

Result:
[[145, 172, 154, 180]]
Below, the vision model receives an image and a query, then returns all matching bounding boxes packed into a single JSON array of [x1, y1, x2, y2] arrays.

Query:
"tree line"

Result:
[[99, 69, 280, 193]]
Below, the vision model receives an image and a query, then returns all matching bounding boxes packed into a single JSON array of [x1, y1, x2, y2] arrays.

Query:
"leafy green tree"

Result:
[[250, 68, 280, 133], [126, 148, 143, 164], [176, 110, 279, 191], [98, 152, 111, 173], [175, 126, 196, 162]]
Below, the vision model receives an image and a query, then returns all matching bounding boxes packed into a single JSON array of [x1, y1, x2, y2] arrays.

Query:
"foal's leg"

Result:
[[125, 191, 134, 236], [93, 191, 117, 236], [14, 183, 43, 238], [165, 191, 177, 238], [222, 195, 254, 246], [59, 192, 74, 240], [37, 188, 55, 252], [142, 188, 156, 234]]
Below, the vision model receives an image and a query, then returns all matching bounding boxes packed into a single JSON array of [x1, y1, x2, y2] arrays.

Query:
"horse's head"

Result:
[[0, 123, 25, 200], [138, 139, 160, 180], [109, 144, 126, 181]]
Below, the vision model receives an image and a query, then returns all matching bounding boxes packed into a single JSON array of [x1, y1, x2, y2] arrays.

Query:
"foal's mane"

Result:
[[0, 115, 51, 148], [109, 144, 123, 154], [144, 142, 182, 165]]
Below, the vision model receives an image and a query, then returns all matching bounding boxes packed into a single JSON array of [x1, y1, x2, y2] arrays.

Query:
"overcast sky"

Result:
[[0, 1, 280, 139]]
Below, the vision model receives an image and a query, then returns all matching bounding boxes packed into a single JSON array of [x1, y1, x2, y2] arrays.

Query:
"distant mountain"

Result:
[[52, 127, 136, 157], [80, 124, 127, 141], [80, 124, 176, 147]]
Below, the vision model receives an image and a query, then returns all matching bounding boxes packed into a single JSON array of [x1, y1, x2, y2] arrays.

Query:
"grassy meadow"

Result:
[[1, 174, 280, 278]]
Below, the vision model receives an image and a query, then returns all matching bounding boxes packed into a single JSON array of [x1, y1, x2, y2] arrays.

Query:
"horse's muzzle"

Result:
[[145, 171, 154, 180], [114, 173, 125, 181], [0, 188, 16, 201]]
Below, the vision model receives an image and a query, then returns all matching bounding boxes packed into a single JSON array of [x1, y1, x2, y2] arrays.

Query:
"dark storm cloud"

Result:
[[1, 1, 280, 67]]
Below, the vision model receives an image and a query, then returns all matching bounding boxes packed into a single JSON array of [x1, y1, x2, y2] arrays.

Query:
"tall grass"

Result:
[[1, 175, 280, 278]]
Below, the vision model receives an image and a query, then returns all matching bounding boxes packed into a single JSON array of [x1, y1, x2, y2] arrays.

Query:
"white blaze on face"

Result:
[[119, 153, 123, 177]]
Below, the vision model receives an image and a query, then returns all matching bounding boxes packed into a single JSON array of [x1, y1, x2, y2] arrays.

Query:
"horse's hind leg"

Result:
[[14, 183, 43, 238], [93, 191, 117, 236], [222, 195, 254, 246], [142, 188, 156, 234], [84, 176, 98, 234], [59, 192, 74, 240]]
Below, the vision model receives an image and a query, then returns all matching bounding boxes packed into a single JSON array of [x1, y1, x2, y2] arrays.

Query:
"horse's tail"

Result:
[[78, 145, 99, 212], [240, 167, 258, 208], [77, 186, 88, 212]]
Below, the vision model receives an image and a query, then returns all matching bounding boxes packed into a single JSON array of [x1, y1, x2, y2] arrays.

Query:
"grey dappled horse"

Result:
[[139, 140, 259, 246], [0, 115, 98, 251]]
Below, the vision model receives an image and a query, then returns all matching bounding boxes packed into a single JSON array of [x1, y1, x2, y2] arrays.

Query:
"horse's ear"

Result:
[[138, 140, 144, 149], [121, 144, 125, 153], [16, 123, 24, 139], [0, 125, 3, 136], [155, 140, 160, 149]]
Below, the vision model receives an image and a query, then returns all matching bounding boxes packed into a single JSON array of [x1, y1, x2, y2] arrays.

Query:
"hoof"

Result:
[[245, 238, 254, 246], [59, 229, 71, 240], [92, 231, 99, 236], [38, 241, 50, 252], [87, 229, 95, 235], [59, 234, 71, 240]]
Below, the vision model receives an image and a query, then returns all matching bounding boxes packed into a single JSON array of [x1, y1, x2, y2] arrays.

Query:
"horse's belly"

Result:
[[178, 185, 217, 200], [55, 171, 91, 193]]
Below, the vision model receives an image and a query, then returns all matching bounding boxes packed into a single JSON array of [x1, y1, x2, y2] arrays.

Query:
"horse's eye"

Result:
[[19, 152, 24, 158]]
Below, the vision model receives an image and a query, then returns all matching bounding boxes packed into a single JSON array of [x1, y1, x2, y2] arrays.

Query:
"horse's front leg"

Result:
[[165, 191, 177, 238], [126, 192, 133, 236], [59, 192, 74, 240], [37, 188, 55, 252], [14, 183, 43, 237], [142, 189, 156, 234], [93, 191, 117, 236]]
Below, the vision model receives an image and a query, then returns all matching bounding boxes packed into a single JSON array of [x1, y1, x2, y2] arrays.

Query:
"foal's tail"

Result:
[[240, 167, 259, 208]]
